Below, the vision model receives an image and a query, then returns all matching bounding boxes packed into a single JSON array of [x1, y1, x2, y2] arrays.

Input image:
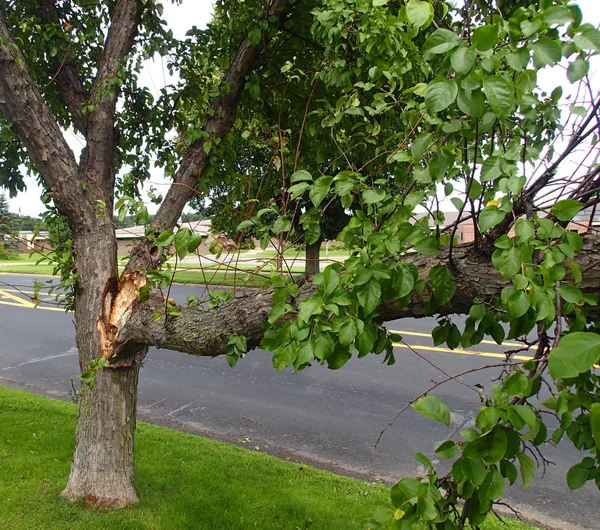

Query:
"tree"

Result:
[[0, 191, 15, 250], [1, 0, 599, 526]]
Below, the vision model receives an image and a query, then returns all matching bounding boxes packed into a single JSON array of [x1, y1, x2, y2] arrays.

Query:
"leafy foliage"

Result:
[[1, 0, 600, 524]]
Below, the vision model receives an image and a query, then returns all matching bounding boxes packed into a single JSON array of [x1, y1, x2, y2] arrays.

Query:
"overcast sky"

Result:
[[6, 0, 600, 217]]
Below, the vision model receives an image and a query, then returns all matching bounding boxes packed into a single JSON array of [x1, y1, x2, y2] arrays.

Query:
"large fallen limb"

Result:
[[116, 236, 600, 358]]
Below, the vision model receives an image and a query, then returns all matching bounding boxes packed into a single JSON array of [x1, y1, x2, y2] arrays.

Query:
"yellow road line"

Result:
[[0, 288, 35, 307], [1, 288, 53, 297], [0, 299, 66, 312], [392, 342, 532, 362], [387, 328, 522, 348]]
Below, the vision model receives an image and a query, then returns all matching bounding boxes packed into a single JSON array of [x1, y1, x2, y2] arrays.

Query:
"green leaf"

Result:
[[574, 24, 600, 53], [516, 452, 535, 489], [451, 45, 476, 74], [494, 247, 521, 279], [272, 217, 291, 234], [503, 371, 531, 396], [551, 199, 583, 221], [548, 332, 600, 379], [531, 38, 562, 67], [480, 468, 505, 500], [313, 333, 334, 360], [272, 344, 296, 371], [299, 297, 323, 322], [322, 267, 339, 296], [457, 88, 485, 118], [472, 24, 498, 52], [290, 170, 313, 183], [481, 156, 503, 181], [155, 230, 175, 247], [288, 182, 310, 199], [174, 228, 192, 260], [514, 219, 534, 242], [590, 403, 600, 450], [310, 176, 333, 208], [435, 440, 459, 459], [406, 0, 433, 28], [412, 395, 451, 426], [479, 206, 506, 232], [395, 267, 415, 298], [414, 237, 440, 256], [248, 27, 261, 46], [422, 29, 460, 56], [566, 464, 588, 490], [187, 233, 204, 253], [268, 303, 294, 324], [483, 76, 516, 121], [237, 219, 254, 231], [411, 133, 433, 159], [508, 290, 530, 318], [515, 70, 537, 97], [414, 452, 433, 468], [543, 5, 573, 25], [357, 324, 376, 357], [425, 77, 458, 113], [462, 457, 487, 485], [339, 320, 357, 346], [429, 265, 456, 305], [567, 58, 589, 83], [357, 280, 381, 316], [362, 188, 386, 204], [558, 284, 583, 304]]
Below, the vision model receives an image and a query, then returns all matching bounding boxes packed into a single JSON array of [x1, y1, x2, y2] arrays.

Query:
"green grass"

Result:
[[245, 248, 349, 259], [0, 251, 33, 261], [0, 263, 57, 275], [0, 385, 541, 530], [0, 264, 303, 287]]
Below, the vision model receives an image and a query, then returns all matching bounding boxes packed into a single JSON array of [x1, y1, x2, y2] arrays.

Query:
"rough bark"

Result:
[[84, 0, 144, 200], [62, 362, 142, 507], [117, 235, 600, 359], [0, 8, 82, 222], [61, 220, 148, 507], [60, 1, 147, 505]]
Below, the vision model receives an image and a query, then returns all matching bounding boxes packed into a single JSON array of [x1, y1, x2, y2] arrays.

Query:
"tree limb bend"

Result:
[[116, 235, 600, 359]]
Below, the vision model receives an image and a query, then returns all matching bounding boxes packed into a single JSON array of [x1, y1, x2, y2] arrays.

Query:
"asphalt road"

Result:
[[0, 274, 598, 529]]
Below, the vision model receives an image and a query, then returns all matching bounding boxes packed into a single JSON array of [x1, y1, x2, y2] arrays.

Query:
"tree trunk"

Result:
[[62, 220, 145, 507], [305, 239, 321, 277], [62, 364, 141, 507]]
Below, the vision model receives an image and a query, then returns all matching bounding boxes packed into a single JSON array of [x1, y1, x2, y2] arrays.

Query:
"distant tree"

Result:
[[11, 213, 41, 232], [0, 192, 14, 248]]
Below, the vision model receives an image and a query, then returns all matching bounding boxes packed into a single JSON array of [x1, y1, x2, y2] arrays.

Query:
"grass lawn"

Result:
[[0, 263, 57, 275], [0, 264, 302, 287], [244, 248, 349, 260], [0, 252, 34, 261], [0, 385, 541, 530]]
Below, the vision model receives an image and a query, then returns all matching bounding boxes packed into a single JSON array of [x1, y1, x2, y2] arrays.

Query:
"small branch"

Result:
[[374, 359, 538, 448]]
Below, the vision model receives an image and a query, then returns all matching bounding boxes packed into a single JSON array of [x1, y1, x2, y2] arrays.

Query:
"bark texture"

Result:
[[62, 363, 141, 507], [0, 10, 82, 222]]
